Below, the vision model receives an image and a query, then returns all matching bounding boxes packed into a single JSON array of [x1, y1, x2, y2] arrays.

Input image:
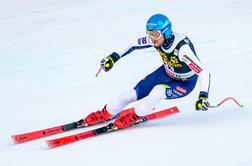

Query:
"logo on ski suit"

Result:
[[157, 49, 182, 68]]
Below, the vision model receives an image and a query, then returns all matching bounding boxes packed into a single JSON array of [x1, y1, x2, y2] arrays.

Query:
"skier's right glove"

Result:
[[101, 52, 120, 72]]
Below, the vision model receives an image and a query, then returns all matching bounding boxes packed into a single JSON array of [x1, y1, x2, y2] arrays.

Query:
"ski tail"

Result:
[[146, 106, 179, 120], [46, 106, 180, 149]]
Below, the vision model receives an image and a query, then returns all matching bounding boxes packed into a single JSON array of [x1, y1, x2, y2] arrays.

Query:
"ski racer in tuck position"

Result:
[[85, 14, 211, 129]]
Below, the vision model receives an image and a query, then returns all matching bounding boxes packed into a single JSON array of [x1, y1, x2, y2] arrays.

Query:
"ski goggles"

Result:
[[146, 30, 163, 40]]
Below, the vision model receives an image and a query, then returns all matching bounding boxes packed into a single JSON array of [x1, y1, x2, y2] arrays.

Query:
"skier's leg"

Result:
[[134, 84, 166, 116], [114, 84, 167, 128], [113, 75, 199, 128], [106, 89, 137, 115], [101, 65, 167, 116], [85, 65, 168, 126]]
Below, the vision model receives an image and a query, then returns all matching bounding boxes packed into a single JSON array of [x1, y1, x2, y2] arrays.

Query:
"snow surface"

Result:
[[0, 0, 252, 165]]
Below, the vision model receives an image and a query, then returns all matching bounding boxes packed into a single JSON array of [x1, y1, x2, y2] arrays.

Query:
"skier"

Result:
[[85, 14, 210, 129]]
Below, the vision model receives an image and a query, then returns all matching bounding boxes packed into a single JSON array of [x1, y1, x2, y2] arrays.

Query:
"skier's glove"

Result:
[[101, 53, 120, 72], [195, 92, 210, 111]]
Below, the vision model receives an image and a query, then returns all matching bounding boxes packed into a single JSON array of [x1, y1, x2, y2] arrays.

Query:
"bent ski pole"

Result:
[[209, 97, 243, 108]]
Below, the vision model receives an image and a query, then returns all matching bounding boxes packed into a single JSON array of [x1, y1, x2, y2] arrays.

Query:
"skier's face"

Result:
[[151, 36, 165, 47]]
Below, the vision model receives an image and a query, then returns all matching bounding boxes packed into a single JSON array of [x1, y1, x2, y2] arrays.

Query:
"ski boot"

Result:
[[114, 109, 139, 129], [85, 105, 113, 125]]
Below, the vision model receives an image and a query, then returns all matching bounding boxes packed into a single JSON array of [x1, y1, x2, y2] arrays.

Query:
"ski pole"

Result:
[[95, 67, 102, 77], [209, 97, 244, 108]]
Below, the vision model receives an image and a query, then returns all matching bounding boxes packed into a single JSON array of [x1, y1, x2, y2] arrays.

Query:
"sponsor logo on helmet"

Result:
[[147, 23, 157, 26], [147, 23, 157, 30]]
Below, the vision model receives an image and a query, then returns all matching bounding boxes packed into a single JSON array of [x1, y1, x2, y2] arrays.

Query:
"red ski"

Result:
[[46, 106, 179, 149], [11, 108, 132, 144]]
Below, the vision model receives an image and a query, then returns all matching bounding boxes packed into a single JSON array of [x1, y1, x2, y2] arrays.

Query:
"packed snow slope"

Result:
[[0, 0, 251, 166]]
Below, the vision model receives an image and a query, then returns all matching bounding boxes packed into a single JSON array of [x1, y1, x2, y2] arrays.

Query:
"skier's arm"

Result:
[[115, 36, 153, 58], [179, 45, 211, 110], [101, 36, 153, 72]]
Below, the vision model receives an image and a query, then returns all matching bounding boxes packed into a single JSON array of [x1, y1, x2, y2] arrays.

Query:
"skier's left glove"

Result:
[[195, 92, 210, 111], [101, 52, 120, 72]]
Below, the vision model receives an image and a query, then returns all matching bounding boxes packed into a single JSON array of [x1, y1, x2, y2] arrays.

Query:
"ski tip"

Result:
[[11, 135, 27, 144], [11, 134, 31, 144]]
